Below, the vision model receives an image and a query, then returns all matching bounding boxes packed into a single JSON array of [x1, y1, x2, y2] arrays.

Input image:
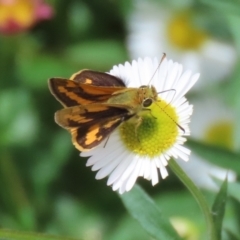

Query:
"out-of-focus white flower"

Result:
[[177, 97, 236, 190], [127, 0, 237, 90]]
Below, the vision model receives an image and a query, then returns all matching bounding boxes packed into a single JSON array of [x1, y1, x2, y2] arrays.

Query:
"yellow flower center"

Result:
[[204, 121, 234, 150], [167, 12, 208, 50], [0, 0, 35, 28], [119, 98, 179, 158]]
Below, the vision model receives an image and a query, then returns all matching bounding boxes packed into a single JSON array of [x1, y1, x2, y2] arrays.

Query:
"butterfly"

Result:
[[48, 68, 160, 152]]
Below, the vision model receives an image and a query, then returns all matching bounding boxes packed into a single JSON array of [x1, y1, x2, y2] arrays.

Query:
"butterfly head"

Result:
[[138, 85, 158, 108]]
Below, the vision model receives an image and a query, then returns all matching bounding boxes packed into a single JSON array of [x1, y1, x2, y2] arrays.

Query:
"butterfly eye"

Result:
[[143, 98, 153, 107], [139, 85, 147, 88]]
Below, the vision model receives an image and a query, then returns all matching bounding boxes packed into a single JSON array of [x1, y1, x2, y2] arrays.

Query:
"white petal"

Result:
[[151, 160, 159, 186], [157, 157, 168, 179], [95, 155, 122, 180], [160, 155, 168, 166], [143, 159, 151, 180], [170, 145, 190, 162], [112, 156, 138, 191], [125, 159, 142, 192], [107, 153, 133, 185], [91, 146, 125, 171], [139, 158, 145, 177], [174, 73, 200, 102]]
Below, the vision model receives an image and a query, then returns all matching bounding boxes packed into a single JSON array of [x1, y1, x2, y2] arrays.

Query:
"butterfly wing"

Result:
[[49, 78, 127, 107], [55, 103, 134, 151], [70, 70, 126, 87], [48, 70, 127, 107]]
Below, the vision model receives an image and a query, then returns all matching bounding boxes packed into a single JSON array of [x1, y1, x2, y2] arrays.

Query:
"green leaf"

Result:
[[225, 66, 240, 156], [119, 184, 182, 240], [48, 196, 105, 238], [0, 89, 38, 146], [16, 53, 77, 89], [227, 15, 240, 54], [0, 229, 81, 240], [200, 0, 240, 16], [228, 182, 240, 202], [211, 175, 228, 240], [0, 153, 36, 230], [187, 139, 240, 175], [225, 229, 240, 240], [105, 214, 150, 240], [64, 40, 128, 71]]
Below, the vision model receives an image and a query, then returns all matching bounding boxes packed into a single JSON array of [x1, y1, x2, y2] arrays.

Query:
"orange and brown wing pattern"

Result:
[[55, 104, 134, 151], [48, 77, 126, 107]]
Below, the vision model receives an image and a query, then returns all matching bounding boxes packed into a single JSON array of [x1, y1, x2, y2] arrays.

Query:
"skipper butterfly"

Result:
[[48, 56, 179, 152]]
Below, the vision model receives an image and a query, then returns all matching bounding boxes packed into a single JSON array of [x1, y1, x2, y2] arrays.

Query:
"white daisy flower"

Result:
[[81, 57, 199, 194], [127, 1, 237, 90], [177, 97, 236, 190]]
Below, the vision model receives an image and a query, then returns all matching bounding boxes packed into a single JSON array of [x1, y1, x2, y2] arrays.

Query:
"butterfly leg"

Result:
[[134, 116, 143, 142], [142, 108, 156, 119]]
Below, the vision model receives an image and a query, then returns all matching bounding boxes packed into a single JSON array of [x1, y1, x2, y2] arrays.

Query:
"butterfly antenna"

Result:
[[157, 88, 176, 109], [155, 101, 185, 133], [148, 53, 167, 85]]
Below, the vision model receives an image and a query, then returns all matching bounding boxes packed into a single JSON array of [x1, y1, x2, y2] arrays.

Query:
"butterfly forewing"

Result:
[[49, 69, 127, 107], [49, 77, 126, 107], [55, 104, 134, 151]]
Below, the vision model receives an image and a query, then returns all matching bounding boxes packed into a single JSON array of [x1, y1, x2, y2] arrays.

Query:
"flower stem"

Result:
[[168, 159, 217, 240]]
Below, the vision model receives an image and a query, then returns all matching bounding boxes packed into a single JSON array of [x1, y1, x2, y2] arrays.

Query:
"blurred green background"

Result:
[[0, 0, 240, 239]]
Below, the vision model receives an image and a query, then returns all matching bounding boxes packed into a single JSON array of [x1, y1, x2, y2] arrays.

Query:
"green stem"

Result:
[[0, 228, 81, 240], [169, 159, 217, 240]]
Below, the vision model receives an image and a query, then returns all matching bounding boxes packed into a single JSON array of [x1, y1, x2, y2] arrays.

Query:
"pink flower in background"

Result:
[[0, 0, 53, 34]]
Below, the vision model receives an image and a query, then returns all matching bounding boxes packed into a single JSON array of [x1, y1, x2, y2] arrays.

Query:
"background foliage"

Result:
[[0, 0, 240, 239]]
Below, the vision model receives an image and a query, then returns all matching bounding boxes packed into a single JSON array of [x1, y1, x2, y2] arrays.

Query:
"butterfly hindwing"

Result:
[[70, 119, 122, 151], [55, 104, 134, 151], [70, 70, 126, 87]]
